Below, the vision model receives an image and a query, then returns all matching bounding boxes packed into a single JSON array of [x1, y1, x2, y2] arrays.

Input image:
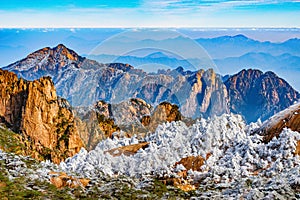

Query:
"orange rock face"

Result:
[[49, 172, 90, 189], [105, 142, 149, 157], [161, 178, 196, 192], [175, 182, 196, 192], [0, 69, 83, 163], [175, 155, 205, 171], [256, 104, 300, 140], [142, 102, 182, 132], [160, 158, 199, 192], [294, 141, 300, 156], [162, 155, 206, 192]]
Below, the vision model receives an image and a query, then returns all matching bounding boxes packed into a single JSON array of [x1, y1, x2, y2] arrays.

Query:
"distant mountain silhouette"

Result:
[[215, 52, 300, 74], [196, 35, 300, 59]]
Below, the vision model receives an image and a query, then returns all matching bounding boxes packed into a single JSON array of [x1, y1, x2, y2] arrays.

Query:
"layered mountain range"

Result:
[[3, 44, 299, 123], [196, 34, 300, 59], [1, 43, 300, 198]]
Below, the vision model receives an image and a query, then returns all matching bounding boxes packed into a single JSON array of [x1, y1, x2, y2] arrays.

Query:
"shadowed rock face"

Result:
[[0, 69, 83, 163], [74, 106, 120, 151], [111, 98, 152, 125], [225, 69, 300, 123]]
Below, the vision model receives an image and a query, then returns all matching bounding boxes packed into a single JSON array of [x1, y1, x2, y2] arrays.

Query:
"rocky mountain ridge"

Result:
[[3, 44, 299, 123], [3, 44, 229, 119], [5, 44, 86, 80]]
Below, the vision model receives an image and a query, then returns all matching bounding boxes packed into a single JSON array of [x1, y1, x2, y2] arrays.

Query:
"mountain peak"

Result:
[[233, 34, 248, 39], [225, 69, 299, 122], [3, 44, 86, 80], [146, 52, 169, 59], [215, 34, 253, 42], [237, 68, 263, 77], [55, 43, 68, 49], [22, 43, 83, 64], [53, 44, 69, 53], [52, 44, 82, 61]]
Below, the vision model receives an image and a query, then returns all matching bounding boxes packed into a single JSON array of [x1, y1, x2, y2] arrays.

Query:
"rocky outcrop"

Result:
[[111, 98, 152, 125], [105, 142, 149, 157], [142, 102, 182, 132], [254, 102, 300, 148], [75, 100, 183, 150], [181, 69, 229, 118], [159, 155, 206, 192], [174, 155, 205, 171], [225, 69, 299, 122], [74, 108, 120, 151], [76, 98, 151, 150], [0, 69, 83, 163], [49, 172, 90, 189]]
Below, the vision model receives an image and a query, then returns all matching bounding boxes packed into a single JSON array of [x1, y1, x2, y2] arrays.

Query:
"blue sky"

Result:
[[0, 0, 299, 27]]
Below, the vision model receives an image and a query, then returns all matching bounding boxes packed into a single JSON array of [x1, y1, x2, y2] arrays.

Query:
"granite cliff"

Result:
[[0, 69, 83, 163]]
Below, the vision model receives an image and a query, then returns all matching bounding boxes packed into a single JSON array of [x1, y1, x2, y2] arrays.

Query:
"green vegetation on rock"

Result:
[[0, 126, 24, 154]]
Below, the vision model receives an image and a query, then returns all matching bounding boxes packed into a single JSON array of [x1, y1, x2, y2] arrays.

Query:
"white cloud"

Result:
[[141, 0, 299, 13], [0, 1, 299, 28]]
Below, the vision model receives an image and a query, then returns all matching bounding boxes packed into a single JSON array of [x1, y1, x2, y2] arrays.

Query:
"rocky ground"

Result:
[[0, 150, 198, 199], [1, 149, 299, 199]]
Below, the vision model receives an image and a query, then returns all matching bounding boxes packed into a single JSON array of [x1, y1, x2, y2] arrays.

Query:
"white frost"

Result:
[[60, 113, 300, 183]]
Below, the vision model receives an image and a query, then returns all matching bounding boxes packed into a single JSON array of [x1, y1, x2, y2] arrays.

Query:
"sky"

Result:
[[0, 0, 299, 28]]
